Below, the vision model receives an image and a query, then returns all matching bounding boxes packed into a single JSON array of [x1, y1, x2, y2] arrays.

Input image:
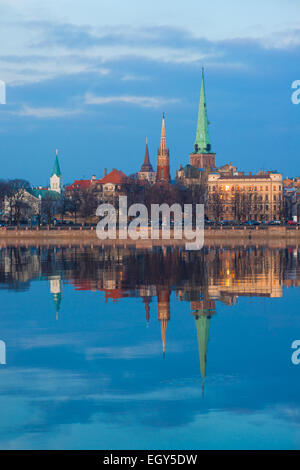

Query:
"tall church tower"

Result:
[[156, 114, 170, 182], [190, 69, 216, 169], [138, 138, 156, 184], [50, 149, 62, 193], [157, 288, 171, 356]]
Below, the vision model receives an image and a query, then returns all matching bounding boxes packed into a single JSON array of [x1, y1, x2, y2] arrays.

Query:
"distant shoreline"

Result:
[[0, 226, 299, 248]]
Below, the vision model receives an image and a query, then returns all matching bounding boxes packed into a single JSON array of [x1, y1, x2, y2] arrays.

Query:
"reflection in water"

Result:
[[0, 245, 296, 376], [49, 276, 62, 320], [0, 245, 300, 449]]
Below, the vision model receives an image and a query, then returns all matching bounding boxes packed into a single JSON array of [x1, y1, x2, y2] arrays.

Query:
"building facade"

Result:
[[207, 170, 283, 222]]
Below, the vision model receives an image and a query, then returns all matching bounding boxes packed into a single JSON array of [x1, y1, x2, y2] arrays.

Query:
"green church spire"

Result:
[[52, 149, 61, 177], [194, 68, 211, 154], [195, 314, 210, 380]]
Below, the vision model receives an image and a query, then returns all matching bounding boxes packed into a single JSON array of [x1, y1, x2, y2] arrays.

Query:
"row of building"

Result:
[[16, 69, 298, 222]]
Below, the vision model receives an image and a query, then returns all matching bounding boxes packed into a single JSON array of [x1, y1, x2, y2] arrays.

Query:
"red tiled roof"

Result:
[[98, 169, 129, 185], [66, 170, 129, 191], [65, 179, 93, 191]]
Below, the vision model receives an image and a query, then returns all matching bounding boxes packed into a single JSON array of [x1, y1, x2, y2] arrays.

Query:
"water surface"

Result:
[[0, 245, 300, 449]]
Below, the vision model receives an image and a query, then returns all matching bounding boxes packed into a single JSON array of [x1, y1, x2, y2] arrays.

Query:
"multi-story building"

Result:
[[207, 169, 283, 222]]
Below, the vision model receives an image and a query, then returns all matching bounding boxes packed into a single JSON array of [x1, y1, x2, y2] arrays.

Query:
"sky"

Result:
[[0, 0, 300, 186]]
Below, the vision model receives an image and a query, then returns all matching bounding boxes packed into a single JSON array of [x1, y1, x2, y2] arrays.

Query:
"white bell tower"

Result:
[[50, 149, 62, 193]]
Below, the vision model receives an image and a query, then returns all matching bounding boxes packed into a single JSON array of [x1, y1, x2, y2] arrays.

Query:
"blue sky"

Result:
[[0, 0, 300, 186]]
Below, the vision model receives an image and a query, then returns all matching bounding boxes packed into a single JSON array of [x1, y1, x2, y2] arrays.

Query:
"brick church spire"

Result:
[[140, 137, 153, 172], [138, 137, 156, 183], [156, 114, 170, 182]]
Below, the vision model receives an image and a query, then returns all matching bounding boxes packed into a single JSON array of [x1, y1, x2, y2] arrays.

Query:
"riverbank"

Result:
[[0, 226, 300, 248]]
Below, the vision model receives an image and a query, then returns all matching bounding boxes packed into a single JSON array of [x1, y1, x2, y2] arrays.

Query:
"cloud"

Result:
[[86, 341, 183, 360], [3, 17, 299, 87], [13, 105, 84, 118], [84, 92, 179, 108], [0, 53, 110, 86], [121, 73, 149, 81]]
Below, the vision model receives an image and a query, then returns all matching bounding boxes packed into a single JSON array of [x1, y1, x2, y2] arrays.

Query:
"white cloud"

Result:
[[121, 73, 149, 81], [13, 105, 84, 118], [0, 1, 299, 87], [86, 341, 183, 360], [84, 92, 179, 108], [1, 0, 299, 43]]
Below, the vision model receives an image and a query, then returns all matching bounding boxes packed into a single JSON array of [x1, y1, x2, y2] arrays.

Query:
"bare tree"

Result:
[[67, 188, 81, 223], [209, 190, 223, 222], [6, 179, 31, 225], [42, 193, 58, 225], [79, 187, 98, 223]]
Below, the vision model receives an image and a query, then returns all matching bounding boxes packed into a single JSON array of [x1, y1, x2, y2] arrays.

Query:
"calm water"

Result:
[[0, 244, 300, 450]]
